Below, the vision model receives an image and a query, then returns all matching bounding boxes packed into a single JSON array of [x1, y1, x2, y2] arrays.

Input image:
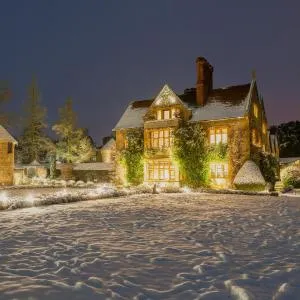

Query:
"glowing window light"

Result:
[[253, 103, 258, 118], [210, 163, 228, 179], [147, 161, 176, 181], [210, 128, 228, 145]]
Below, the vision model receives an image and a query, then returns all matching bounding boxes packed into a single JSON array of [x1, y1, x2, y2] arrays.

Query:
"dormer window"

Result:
[[163, 109, 171, 120], [156, 108, 180, 120]]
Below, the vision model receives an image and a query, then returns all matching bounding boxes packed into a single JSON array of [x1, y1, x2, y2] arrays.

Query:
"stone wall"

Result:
[[73, 170, 114, 183], [0, 142, 15, 185]]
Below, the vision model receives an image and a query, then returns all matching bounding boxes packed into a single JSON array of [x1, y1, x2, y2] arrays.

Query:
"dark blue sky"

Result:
[[1, 0, 299, 144]]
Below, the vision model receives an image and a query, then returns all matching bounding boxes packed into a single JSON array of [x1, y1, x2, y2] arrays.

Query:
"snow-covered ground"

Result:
[[0, 193, 300, 299]]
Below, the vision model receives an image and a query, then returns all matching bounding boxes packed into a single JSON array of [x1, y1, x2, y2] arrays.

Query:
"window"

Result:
[[210, 128, 228, 144], [147, 161, 176, 181], [157, 110, 162, 120], [150, 129, 173, 149], [163, 110, 171, 120], [252, 128, 261, 146], [210, 163, 228, 178], [156, 108, 180, 120], [7, 142, 13, 154], [253, 103, 258, 118], [262, 122, 267, 134]]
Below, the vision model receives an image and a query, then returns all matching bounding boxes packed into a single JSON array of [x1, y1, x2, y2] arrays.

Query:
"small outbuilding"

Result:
[[0, 125, 17, 185]]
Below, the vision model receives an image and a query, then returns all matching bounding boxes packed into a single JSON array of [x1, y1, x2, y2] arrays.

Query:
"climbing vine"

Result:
[[173, 122, 210, 187], [120, 128, 144, 186]]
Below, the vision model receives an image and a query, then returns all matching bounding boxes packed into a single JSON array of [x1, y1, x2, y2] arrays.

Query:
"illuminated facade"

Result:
[[113, 57, 278, 187], [0, 125, 17, 185]]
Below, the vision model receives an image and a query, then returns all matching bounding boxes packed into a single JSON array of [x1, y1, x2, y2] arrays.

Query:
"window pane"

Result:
[[157, 110, 161, 120], [222, 128, 228, 143], [216, 133, 222, 144], [159, 138, 164, 147], [163, 110, 170, 119], [164, 130, 169, 137]]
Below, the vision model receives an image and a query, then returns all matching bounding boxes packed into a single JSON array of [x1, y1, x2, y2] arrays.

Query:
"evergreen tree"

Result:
[[52, 98, 93, 163], [275, 121, 300, 157], [17, 78, 53, 164]]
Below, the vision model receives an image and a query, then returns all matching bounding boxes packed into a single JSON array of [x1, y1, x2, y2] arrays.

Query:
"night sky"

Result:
[[1, 0, 299, 145]]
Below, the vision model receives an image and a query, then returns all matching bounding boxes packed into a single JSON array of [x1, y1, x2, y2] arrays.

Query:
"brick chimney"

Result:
[[196, 57, 213, 106]]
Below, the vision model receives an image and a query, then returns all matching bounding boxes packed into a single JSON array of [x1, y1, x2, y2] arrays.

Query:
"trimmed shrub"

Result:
[[233, 160, 266, 191], [281, 166, 300, 188]]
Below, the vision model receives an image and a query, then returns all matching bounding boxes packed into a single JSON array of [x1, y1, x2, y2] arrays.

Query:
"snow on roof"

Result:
[[280, 157, 300, 164], [233, 160, 266, 186], [101, 138, 115, 150], [113, 102, 149, 130], [30, 159, 41, 166], [0, 125, 17, 143], [57, 162, 114, 171], [113, 83, 252, 130]]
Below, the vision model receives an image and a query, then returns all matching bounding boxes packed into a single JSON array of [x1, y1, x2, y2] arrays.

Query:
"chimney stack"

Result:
[[196, 57, 213, 106]]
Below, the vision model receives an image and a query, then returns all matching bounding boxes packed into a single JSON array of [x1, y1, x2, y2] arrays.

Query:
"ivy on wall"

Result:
[[173, 122, 210, 187], [209, 143, 228, 162], [252, 146, 279, 186], [120, 128, 144, 186]]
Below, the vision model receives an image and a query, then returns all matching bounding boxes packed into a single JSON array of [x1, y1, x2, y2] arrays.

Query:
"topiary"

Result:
[[233, 160, 266, 191]]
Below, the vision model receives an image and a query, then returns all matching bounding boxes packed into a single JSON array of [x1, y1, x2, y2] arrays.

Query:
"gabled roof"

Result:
[[0, 125, 17, 143], [101, 137, 115, 150], [189, 83, 251, 122], [113, 82, 253, 130], [150, 84, 189, 109]]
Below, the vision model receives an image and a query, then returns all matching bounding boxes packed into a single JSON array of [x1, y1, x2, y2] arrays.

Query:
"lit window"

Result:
[[147, 161, 176, 181], [163, 110, 171, 120], [157, 110, 162, 120], [210, 128, 228, 144], [150, 129, 173, 149], [262, 122, 267, 134], [253, 103, 258, 118], [210, 163, 228, 178]]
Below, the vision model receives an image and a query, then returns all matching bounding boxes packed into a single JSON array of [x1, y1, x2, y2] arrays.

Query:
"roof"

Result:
[[101, 138, 115, 150], [113, 82, 252, 130], [30, 159, 41, 166], [0, 125, 17, 143]]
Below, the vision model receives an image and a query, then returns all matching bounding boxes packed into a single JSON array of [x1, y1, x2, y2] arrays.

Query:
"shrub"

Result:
[[233, 160, 266, 191], [281, 166, 300, 188], [252, 149, 279, 186]]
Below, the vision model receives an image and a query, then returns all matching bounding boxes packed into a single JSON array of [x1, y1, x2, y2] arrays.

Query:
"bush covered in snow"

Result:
[[281, 165, 300, 188], [233, 160, 266, 191], [160, 185, 181, 193]]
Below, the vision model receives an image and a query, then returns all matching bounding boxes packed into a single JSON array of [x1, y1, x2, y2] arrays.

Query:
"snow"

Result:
[[233, 160, 266, 187], [113, 103, 149, 130], [0, 192, 300, 299], [189, 99, 247, 122]]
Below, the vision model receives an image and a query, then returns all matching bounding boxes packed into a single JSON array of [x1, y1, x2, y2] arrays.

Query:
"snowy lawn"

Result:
[[0, 193, 300, 300]]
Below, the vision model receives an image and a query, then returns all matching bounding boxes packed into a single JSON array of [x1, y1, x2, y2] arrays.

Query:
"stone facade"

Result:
[[0, 126, 17, 185], [113, 57, 278, 188]]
